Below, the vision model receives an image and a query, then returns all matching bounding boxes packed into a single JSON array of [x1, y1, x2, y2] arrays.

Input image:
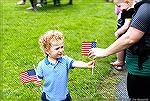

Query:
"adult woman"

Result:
[[89, 0, 150, 99]]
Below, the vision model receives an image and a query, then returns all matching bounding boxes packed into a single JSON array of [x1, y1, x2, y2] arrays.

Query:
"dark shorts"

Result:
[[41, 92, 72, 101]]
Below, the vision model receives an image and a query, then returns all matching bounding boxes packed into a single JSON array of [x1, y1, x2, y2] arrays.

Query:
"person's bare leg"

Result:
[[116, 51, 124, 64], [111, 51, 124, 70]]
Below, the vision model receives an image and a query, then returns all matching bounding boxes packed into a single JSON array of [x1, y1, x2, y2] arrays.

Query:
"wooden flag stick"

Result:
[[92, 65, 94, 75], [33, 64, 36, 68], [33, 64, 36, 71], [91, 57, 96, 75], [91, 40, 97, 75]]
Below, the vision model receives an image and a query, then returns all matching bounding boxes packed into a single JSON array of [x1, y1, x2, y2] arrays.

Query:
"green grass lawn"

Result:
[[1, 0, 118, 100]]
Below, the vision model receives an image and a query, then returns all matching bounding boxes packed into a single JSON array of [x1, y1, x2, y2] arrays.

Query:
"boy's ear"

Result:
[[45, 48, 49, 54]]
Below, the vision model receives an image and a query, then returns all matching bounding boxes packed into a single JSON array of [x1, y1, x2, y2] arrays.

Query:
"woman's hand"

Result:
[[89, 48, 107, 58]]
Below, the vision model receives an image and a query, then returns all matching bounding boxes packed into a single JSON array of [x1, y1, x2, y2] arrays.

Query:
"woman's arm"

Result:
[[89, 27, 144, 58]]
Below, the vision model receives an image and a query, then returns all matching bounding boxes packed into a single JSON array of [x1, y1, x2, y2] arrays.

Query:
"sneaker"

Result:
[[17, 1, 25, 5], [26, 7, 37, 11], [36, 4, 42, 7]]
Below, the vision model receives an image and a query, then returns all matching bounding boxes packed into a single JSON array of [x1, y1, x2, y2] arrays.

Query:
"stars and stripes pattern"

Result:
[[81, 42, 96, 56], [20, 69, 38, 84]]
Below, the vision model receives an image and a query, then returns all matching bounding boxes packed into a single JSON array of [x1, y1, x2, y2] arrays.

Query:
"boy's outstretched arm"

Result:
[[72, 60, 95, 69]]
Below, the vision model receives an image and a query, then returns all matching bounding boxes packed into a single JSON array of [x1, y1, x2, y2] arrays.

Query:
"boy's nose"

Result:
[[59, 48, 64, 52]]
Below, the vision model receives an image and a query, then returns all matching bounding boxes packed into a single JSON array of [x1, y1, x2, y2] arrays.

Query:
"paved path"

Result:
[[109, 68, 129, 99], [115, 71, 129, 99]]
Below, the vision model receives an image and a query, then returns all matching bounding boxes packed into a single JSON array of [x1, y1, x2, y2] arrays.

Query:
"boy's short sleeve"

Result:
[[63, 56, 75, 69], [36, 61, 44, 79]]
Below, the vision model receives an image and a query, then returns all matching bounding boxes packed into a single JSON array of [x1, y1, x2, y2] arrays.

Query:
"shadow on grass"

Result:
[[38, 4, 73, 11], [14, 2, 73, 12]]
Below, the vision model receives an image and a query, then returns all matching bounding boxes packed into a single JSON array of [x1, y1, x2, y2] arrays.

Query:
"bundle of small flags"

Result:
[[81, 42, 97, 56], [20, 69, 38, 84]]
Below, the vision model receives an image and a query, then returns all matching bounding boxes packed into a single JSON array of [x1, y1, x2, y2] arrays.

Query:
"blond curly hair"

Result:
[[39, 30, 64, 55]]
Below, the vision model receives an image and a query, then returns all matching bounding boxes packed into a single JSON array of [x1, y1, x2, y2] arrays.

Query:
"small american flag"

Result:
[[20, 69, 38, 84], [81, 42, 97, 56]]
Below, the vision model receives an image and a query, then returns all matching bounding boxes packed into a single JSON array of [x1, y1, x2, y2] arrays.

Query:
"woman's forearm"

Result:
[[105, 27, 144, 56]]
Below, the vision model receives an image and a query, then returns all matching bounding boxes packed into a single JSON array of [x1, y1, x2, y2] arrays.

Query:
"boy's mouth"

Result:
[[58, 53, 63, 56]]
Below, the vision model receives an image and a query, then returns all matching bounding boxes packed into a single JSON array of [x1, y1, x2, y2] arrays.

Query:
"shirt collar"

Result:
[[44, 57, 62, 65]]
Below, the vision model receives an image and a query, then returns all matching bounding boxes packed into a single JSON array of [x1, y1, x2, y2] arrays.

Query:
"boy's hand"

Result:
[[33, 79, 42, 86], [87, 60, 95, 69]]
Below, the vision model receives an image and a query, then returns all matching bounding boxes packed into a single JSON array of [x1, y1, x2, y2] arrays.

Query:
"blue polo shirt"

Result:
[[36, 55, 74, 101]]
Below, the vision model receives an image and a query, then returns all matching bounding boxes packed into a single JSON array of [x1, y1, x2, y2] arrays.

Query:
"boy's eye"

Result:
[[54, 46, 63, 50], [55, 48, 59, 50]]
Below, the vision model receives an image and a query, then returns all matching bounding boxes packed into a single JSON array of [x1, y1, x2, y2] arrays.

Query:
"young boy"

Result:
[[111, 0, 135, 70], [34, 30, 95, 101]]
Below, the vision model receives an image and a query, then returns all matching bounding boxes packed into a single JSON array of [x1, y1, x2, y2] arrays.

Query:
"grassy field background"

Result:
[[1, 0, 118, 100]]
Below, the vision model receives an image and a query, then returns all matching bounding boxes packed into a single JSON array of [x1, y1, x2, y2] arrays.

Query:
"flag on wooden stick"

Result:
[[81, 42, 97, 56], [81, 41, 96, 75], [20, 69, 38, 84]]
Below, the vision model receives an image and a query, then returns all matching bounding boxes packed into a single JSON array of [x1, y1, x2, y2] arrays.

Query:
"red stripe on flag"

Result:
[[82, 42, 92, 56]]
